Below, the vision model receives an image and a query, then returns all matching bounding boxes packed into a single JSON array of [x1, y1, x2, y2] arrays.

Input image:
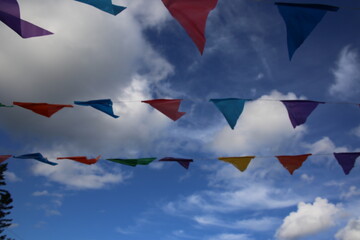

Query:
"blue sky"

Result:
[[1, 0, 360, 239]]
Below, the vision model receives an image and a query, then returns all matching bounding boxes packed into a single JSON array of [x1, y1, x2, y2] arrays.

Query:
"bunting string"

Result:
[[1, 152, 359, 175], [1, 98, 358, 129]]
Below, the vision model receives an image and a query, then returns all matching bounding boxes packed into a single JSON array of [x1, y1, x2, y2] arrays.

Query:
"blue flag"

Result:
[[275, 2, 339, 60], [74, 99, 119, 118], [14, 153, 57, 166], [210, 98, 248, 129], [74, 0, 126, 15]]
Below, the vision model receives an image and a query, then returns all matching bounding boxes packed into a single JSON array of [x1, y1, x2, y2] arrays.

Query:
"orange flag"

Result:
[[218, 156, 255, 172], [0, 155, 12, 164], [142, 99, 185, 121], [13, 102, 73, 118], [276, 154, 312, 175], [57, 155, 101, 165]]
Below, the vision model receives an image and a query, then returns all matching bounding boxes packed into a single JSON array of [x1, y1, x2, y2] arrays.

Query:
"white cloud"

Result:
[[305, 137, 348, 164], [31, 160, 131, 190], [194, 215, 280, 232], [336, 218, 360, 240], [341, 186, 360, 200], [32, 190, 49, 196], [164, 184, 301, 215], [276, 197, 342, 240], [210, 90, 306, 155], [352, 125, 360, 138], [4, 171, 22, 182], [329, 46, 360, 99], [300, 174, 314, 183], [208, 233, 253, 240]]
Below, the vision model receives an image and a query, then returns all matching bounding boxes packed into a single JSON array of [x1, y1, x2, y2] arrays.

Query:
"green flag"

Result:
[[106, 158, 156, 167]]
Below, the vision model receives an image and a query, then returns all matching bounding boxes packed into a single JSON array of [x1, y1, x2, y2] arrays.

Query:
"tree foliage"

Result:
[[0, 164, 14, 240]]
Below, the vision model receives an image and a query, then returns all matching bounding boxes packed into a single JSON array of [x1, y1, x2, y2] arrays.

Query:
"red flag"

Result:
[[13, 102, 73, 118], [0, 155, 12, 164], [142, 99, 185, 121], [276, 154, 312, 175], [57, 155, 101, 165], [162, 0, 218, 54]]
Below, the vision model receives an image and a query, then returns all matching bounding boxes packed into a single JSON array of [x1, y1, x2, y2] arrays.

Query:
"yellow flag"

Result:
[[218, 156, 255, 172]]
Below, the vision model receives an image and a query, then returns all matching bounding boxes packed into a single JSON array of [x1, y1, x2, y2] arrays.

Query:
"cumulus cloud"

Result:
[[329, 46, 360, 99], [31, 160, 131, 190], [336, 218, 360, 240], [276, 197, 342, 240], [210, 91, 306, 155], [208, 233, 253, 240], [341, 186, 360, 200], [351, 125, 360, 138], [4, 171, 22, 182], [194, 215, 280, 232]]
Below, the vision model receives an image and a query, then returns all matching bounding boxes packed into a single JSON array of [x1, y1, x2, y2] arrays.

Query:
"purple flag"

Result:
[[334, 152, 360, 175], [281, 100, 324, 128], [159, 157, 193, 169], [0, 0, 53, 38]]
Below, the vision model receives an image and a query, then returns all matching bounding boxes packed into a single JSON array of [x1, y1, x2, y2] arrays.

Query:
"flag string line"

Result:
[[2, 97, 358, 105]]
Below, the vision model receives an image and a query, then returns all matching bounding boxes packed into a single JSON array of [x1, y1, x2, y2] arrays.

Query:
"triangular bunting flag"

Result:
[[14, 153, 57, 166], [142, 99, 185, 121], [74, 0, 126, 15], [0, 0, 53, 38], [106, 158, 156, 167], [159, 157, 193, 169], [13, 102, 73, 118], [74, 99, 119, 118], [276, 154, 311, 174], [281, 100, 323, 128], [0, 155, 12, 164], [57, 155, 101, 165], [0, 103, 13, 107], [333, 152, 360, 175], [275, 2, 339, 60], [161, 0, 218, 54], [218, 156, 255, 172], [210, 98, 247, 129]]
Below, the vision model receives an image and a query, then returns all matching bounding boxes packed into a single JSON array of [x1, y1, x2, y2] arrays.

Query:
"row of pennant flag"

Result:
[[0, 0, 344, 58], [0, 152, 360, 175], [1, 98, 359, 129]]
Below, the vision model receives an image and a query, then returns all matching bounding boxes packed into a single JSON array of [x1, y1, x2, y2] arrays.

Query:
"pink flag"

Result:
[[161, 0, 218, 54], [57, 155, 101, 165], [142, 99, 185, 121], [276, 154, 312, 174], [0, 155, 12, 164], [13, 102, 73, 118]]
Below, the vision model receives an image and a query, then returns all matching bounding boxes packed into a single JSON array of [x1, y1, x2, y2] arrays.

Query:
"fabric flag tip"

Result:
[[13, 102, 73, 118], [14, 153, 57, 166], [142, 99, 185, 121], [275, 2, 339, 60], [106, 158, 156, 167], [334, 152, 360, 175], [276, 154, 311, 175], [57, 155, 101, 165], [218, 156, 255, 172], [0, 0, 53, 38], [159, 157, 193, 169], [281, 100, 323, 128], [161, 0, 218, 54], [74, 0, 126, 15], [74, 99, 119, 118], [0, 155, 12, 164], [210, 98, 247, 129]]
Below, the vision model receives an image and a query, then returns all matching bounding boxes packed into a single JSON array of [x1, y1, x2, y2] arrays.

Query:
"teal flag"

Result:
[[210, 98, 248, 129]]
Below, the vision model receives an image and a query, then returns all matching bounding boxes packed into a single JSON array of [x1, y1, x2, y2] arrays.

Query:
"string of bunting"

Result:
[[1, 98, 359, 129], [0, 0, 353, 58], [0, 152, 359, 175]]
